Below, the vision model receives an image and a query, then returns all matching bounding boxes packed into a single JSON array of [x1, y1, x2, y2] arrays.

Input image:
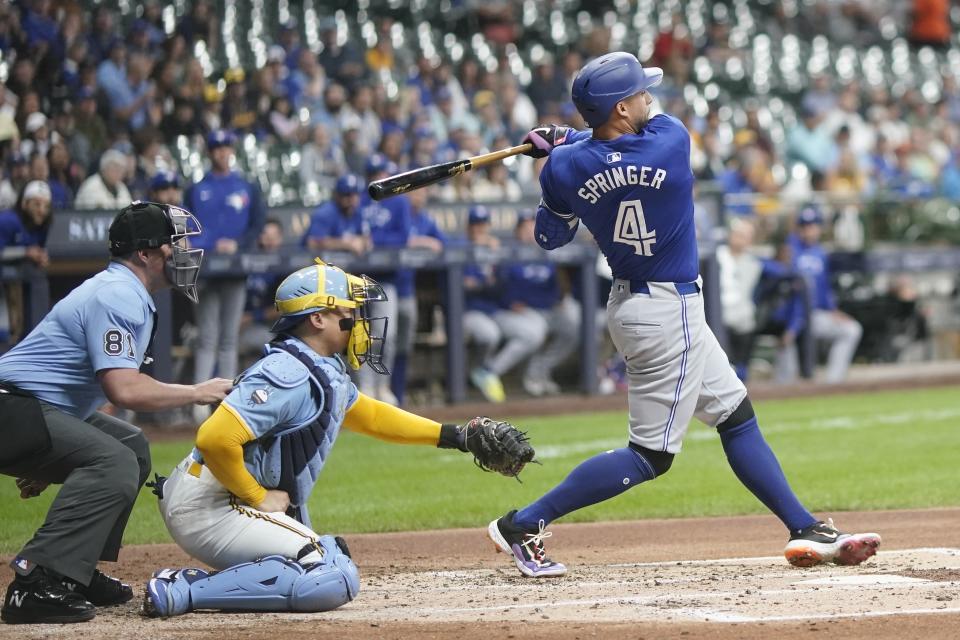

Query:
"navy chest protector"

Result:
[[264, 340, 335, 510]]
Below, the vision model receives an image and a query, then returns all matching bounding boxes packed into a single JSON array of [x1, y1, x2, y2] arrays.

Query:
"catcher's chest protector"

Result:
[[239, 339, 355, 526]]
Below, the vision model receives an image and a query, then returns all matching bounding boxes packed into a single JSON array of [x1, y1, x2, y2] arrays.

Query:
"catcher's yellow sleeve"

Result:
[[343, 392, 442, 445], [195, 404, 267, 507]]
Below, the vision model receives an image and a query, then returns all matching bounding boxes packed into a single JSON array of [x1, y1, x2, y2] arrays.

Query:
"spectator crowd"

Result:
[[0, 0, 954, 400]]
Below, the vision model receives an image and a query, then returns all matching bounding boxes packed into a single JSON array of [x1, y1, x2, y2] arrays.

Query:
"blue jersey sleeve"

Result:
[[372, 197, 413, 248], [223, 371, 318, 439], [564, 129, 592, 144], [85, 289, 150, 373], [535, 160, 579, 250]]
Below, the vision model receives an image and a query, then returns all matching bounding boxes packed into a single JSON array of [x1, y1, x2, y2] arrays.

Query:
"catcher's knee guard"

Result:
[[155, 536, 359, 615]]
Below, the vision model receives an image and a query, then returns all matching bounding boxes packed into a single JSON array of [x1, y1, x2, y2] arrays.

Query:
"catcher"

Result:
[[144, 259, 533, 617]]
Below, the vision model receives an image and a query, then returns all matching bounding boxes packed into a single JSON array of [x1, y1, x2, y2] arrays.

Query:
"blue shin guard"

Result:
[[145, 536, 359, 616]]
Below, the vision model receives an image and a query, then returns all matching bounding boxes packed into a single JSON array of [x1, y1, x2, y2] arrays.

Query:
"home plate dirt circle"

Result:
[[337, 548, 960, 624]]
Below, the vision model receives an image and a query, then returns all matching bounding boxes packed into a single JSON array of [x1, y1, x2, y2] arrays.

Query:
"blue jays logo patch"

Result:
[[606, 152, 622, 164], [250, 388, 270, 405]]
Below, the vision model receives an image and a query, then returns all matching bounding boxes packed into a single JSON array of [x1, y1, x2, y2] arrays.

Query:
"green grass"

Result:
[[1, 386, 958, 553]]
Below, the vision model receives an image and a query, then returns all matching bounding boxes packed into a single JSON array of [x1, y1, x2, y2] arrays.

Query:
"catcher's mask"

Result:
[[109, 201, 204, 303], [271, 258, 389, 373]]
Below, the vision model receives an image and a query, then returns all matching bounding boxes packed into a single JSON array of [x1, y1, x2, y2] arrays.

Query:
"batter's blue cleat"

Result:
[[784, 519, 882, 568], [142, 568, 208, 618], [488, 510, 567, 577]]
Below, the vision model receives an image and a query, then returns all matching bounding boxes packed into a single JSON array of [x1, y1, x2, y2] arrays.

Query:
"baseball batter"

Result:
[[144, 260, 533, 617], [487, 52, 881, 577]]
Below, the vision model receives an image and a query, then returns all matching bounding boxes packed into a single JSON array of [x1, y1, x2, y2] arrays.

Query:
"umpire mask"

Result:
[[109, 201, 204, 303]]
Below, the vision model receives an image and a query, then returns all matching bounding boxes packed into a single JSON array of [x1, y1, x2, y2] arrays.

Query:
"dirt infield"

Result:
[[1, 508, 958, 639]]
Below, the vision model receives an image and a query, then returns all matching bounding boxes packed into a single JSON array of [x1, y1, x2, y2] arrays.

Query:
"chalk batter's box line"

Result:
[[360, 547, 960, 594]]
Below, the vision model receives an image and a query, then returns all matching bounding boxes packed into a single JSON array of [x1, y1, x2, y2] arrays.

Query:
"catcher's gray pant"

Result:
[[463, 310, 502, 366], [775, 309, 862, 383], [607, 278, 746, 453], [488, 297, 580, 382], [355, 282, 398, 396], [194, 278, 247, 382], [0, 404, 150, 584]]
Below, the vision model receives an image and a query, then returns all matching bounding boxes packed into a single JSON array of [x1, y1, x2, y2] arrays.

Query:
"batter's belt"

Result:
[[615, 278, 701, 296]]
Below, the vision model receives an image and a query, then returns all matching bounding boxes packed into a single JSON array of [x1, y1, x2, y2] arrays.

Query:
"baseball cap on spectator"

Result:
[[280, 19, 298, 32], [203, 84, 224, 103], [318, 16, 337, 31], [25, 112, 47, 134], [413, 126, 435, 140], [335, 174, 363, 195], [206, 129, 236, 150], [22, 180, 51, 202], [516, 208, 536, 226], [76, 86, 96, 102], [130, 19, 148, 35], [9, 152, 27, 166], [435, 86, 452, 103], [381, 121, 404, 137], [267, 46, 286, 64], [468, 205, 491, 225], [365, 153, 396, 176], [150, 170, 180, 191], [224, 68, 245, 85], [797, 206, 824, 226], [473, 90, 495, 110]]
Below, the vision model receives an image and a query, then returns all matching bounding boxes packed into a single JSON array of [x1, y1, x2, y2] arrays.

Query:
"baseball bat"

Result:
[[367, 143, 534, 201]]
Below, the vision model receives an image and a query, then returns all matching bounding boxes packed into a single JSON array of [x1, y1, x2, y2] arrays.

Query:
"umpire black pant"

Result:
[[0, 400, 151, 585]]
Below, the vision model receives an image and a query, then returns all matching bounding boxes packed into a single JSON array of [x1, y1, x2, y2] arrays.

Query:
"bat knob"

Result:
[[368, 181, 386, 201]]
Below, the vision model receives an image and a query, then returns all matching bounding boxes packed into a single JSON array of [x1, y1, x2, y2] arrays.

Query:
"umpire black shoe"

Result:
[[62, 569, 133, 607], [1, 569, 95, 624]]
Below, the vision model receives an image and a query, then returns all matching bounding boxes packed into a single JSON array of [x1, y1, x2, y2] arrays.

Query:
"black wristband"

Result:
[[437, 423, 466, 451]]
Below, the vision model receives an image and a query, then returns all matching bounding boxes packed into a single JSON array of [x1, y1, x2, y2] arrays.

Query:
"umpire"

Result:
[[0, 201, 233, 624]]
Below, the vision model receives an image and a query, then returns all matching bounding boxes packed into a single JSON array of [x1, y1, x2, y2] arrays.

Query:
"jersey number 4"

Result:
[[613, 199, 657, 256]]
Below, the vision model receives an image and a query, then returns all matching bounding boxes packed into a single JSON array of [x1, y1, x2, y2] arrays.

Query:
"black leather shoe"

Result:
[[1, 571, 95, 624], [62, 569, 133, 607]]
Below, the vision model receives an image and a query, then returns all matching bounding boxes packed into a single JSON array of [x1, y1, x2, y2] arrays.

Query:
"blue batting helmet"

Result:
[[571, 52, 663, 128]]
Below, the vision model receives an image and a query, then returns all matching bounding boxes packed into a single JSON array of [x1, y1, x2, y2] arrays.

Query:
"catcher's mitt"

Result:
[[460, 416, 536, 479]]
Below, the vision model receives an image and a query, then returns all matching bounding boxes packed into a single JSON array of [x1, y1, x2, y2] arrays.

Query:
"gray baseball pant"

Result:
[[463, 310, 502, 366], [0, 404, 151, 584], [193, 278, 247, 382], [775, 310, 862, 383], [489, 297, 580, 381]]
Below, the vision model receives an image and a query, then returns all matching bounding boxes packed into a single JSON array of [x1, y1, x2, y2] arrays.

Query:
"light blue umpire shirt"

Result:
[[0, 261, 156, 419]]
